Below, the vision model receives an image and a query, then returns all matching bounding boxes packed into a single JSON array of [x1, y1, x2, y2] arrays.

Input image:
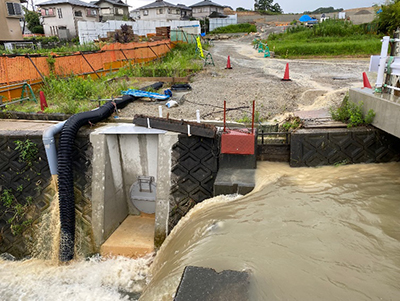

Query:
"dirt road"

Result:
[[119, 36, 372, 122]]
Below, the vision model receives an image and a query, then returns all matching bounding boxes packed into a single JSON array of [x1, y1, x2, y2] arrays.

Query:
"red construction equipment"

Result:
[[362, 72, 372, 89], [281, 63, 291, 81], [39, 91, 48, 111], [225, 56, 232, 69]]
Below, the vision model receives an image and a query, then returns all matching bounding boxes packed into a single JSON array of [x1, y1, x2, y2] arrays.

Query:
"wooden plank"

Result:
[[133, 115, 216, 138]]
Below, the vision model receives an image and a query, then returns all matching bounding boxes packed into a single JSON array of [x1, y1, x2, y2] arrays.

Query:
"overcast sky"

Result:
[[127, 0, 385, 13]]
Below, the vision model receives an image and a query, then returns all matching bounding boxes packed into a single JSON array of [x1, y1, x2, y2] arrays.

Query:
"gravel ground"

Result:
[[118, 35, 372, 123]]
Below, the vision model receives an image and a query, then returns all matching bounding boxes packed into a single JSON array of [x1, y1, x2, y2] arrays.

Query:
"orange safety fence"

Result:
[[0, 40, 171, 102]]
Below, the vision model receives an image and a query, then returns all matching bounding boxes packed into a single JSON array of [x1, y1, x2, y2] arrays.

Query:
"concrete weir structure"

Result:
[[349, 88, 400, 139], [90, 123, 178, 255]]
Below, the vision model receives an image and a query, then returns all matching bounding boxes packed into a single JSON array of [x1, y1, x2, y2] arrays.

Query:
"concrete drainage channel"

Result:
[[1, 106, 400, 298]]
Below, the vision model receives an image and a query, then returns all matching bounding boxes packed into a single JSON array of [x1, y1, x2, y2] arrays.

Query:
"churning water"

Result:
[[1, 162, 400, 300]]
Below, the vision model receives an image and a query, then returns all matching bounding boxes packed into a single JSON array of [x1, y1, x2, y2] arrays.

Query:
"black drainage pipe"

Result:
[[58, 94, 137, 262], [58, 82, 164, 262]]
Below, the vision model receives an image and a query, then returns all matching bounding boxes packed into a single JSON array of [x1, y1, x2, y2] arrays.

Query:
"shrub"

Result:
[[330, 95, 376, 127]]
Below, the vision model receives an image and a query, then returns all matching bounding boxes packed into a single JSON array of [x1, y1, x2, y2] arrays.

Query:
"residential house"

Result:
[[129, 8, 140, 20], [91, 0, 129, 22], [37, 0, 99, 40], [190, 0, 224, 19], [176, 3, 192, 20], [137, 0, 181, 21], [0, 0, 25, 42]]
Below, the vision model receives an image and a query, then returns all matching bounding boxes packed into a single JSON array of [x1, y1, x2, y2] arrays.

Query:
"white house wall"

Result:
[[141, 7, 181, 21], [42, 4, 98, 38], [209, 14, 237, 32], [78, 19, 200, 43]]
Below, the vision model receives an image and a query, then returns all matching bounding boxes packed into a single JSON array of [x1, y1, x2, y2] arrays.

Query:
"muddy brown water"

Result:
[[1, 162, 399, 300], [140, 162, 400, 300]]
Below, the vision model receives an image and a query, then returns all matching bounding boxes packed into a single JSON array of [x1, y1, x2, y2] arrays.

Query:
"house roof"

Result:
[[177, 3, 191, 10], [190, 0, 224, 8], [92, 0, 129, 7], [37, 0, 98, 8], [137, 0, 178, 10]]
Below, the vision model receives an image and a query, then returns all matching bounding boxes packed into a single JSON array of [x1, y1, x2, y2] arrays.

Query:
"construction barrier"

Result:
[[0, 40, 171, 102]]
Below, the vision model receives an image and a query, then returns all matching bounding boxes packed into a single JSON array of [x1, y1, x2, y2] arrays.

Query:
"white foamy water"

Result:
[[0, 255, 153, 301]]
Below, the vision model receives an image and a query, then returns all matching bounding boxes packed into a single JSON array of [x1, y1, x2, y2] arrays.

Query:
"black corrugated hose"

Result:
[[58, 94, 137, 262], [58, 82, 164, 262]]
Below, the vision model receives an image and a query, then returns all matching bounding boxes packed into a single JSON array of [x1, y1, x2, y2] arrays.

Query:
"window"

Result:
[[87, 9, 97, 17], [74, 10, 82, 17], [6, 2, 22, 16], [157, 8, 163, 14], [41, 8, 55, 16], [143, 9, 148, 16], [57, 8, 63, 18], [176, 9, 179, 14]]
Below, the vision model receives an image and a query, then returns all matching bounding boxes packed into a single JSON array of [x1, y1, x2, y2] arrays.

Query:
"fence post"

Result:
[[26, 54, 45, 80], [80, 52, 101, 79]]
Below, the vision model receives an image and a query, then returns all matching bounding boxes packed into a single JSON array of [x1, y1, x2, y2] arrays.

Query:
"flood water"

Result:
[[1, 162, 400, 300]]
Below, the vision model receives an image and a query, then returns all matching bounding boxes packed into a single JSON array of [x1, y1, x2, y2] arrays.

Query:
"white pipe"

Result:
[[158, 105, 162, 118], [376, 36, 390, 89], [196, 110, 200, 123], [42, 121, 66, 175]]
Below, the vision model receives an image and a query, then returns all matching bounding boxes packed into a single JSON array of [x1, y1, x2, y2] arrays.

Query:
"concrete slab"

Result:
[[100, 214, 155, 258], [0, 119, 60, 132], [214, 168, 255, 196], [293, 108, 330, 119], [175, 266, 250, 301], [349, 88, 400, 138]]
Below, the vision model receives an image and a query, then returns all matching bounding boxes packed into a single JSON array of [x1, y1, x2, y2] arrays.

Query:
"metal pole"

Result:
[[80, 52, 101, 79], [223, 100, 226, 133], [26, 54, 45, 80], [147, 45, 159, 59], [120, 49, 129, 62], [251, 100, 255, 133]]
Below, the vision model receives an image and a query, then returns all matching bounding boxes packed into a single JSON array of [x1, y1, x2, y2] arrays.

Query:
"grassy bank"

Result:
[[209, 23, 257, 34], [266, 20, 382, 58], [3, 42, 203, 114]]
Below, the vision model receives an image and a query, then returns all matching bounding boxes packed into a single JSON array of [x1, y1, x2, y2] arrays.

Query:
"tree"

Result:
[[236, 7, 248, 11], [23, 7, 44, 34], [375, 1, 400, 34], [254, 0, 283, 13]]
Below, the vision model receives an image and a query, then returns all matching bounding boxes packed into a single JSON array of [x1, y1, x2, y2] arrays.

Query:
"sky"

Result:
[[126, 0, 385, 13]]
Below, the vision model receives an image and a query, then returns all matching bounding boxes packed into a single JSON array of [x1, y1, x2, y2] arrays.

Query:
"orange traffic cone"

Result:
[[225, 56, 232, 69], [39, 91, 48, 111], [281, 63, 291, 81], [362, 72, 372, 89]]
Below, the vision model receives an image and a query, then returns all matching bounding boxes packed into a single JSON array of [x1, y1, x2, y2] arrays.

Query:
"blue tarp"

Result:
[[122, 89, 172, 100], [299, 15, 312, 22]]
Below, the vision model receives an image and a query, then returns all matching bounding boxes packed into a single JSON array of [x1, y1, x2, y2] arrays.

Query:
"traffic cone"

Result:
[[281, 63, 291, 81], [39, 91, 48, 111], [362, 72, 372, 89], [225, 56, 232, 69]]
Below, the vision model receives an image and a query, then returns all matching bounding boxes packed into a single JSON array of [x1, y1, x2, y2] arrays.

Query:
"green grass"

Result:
[[0, 42, 100, 56], [116, 42, 203, 77], [267, 19, 382, 58], [209, 23, 257, 34], [3, 42, 204, 114]]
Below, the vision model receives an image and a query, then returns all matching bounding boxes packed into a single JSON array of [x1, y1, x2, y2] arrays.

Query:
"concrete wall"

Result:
[[90, 124, 178, 249], [209, 15, 237, 32], [349, 88, 400, 139]]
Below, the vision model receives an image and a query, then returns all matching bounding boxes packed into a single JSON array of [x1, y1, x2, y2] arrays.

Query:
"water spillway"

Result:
[[140, 161, 400, 300], [1, 161, 400, 299]]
